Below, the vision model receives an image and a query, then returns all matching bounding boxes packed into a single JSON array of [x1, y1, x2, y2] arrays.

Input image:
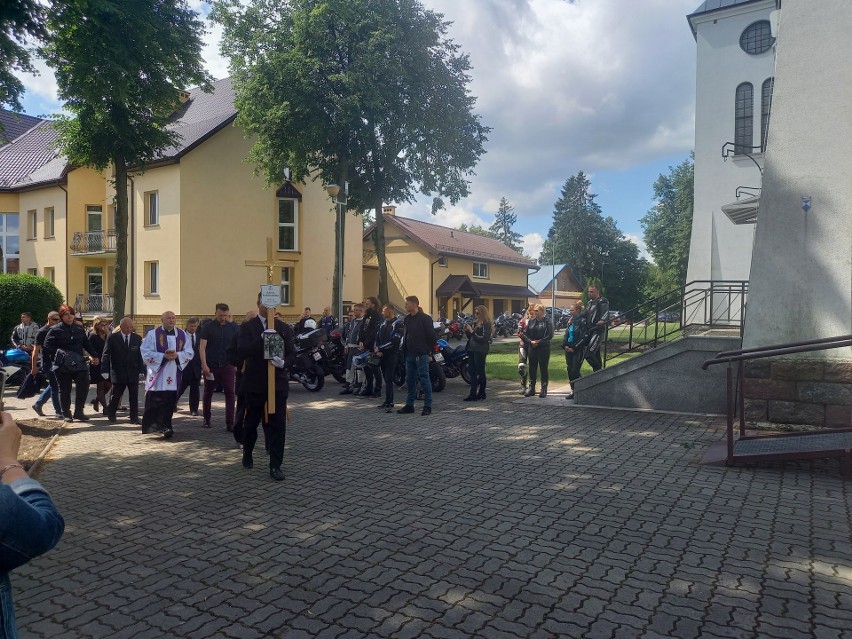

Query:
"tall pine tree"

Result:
[[488, 197, 523, 253]]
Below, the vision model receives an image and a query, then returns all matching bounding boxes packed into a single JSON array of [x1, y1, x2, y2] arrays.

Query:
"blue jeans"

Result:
[[34, 368, 62, 415], [405, 353, 432, 408]]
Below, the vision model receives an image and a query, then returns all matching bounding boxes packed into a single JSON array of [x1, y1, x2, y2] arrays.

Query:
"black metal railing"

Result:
[[602, 280, 749, 368], [70, 229, 117, 254], [702, 335, 852, 470], [74, 293, 114, 315]]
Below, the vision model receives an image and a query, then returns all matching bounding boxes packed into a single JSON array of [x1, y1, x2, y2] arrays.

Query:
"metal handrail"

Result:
[[702, 335, 852, 467]]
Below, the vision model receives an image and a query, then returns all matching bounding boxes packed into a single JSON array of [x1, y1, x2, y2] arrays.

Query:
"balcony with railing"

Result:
[[74, 293, 114, 316], [70, 229, 117, 255]]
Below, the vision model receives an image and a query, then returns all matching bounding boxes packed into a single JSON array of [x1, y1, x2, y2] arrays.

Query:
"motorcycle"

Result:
[[290, 328, 327, 391], [0, 349, 31, 386], [393, 345, 447, 392], [322, 329, 348, 383], [436, 338, 471, 384], [493, 312, 518, 338]]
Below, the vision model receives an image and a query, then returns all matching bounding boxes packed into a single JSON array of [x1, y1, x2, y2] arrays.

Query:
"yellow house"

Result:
[[1, 79, 362, 326], [363, 206, 538, 318]]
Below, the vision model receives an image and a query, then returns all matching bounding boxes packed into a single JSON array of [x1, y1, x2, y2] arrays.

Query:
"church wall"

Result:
[[686, 0, 775, 285]]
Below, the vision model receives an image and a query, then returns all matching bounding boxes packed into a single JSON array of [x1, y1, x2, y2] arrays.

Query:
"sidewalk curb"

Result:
[[27, 419, 68, 478]]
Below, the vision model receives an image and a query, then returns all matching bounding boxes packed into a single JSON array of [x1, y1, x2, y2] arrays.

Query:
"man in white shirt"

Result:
[[140, 311, 194, 438]]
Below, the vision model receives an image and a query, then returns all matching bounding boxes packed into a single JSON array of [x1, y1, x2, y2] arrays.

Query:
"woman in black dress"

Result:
[[88, 316, 111, 413]]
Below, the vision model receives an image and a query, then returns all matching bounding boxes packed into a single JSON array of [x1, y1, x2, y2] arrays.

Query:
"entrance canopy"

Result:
[[436, 274, 534, 300]]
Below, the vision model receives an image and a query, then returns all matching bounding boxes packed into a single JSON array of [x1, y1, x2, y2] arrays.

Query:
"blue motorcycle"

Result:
[[436, 338, 471, 384]]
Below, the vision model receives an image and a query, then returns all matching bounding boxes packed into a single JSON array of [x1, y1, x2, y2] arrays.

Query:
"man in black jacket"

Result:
[[357, 296, 382, 397], [101, 317, 145, 423], [584, 283, 609, 372], [236, 295, 296, 481], [176, 317, 202, 417], [397, 295, 437, 416]]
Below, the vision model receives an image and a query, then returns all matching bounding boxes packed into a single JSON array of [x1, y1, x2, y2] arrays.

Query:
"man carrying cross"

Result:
[[141, 311, 194, 439]]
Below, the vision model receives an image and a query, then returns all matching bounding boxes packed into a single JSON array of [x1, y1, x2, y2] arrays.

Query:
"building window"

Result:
[[145, 191, 159, 226], [27, 210, 37, 240], [761, 77, 774, 152], [0, 213, 19, 274], [473, 262, 488, 279], [278, 199, 298, 251], [44, 267, 55, 283], [740, 20, 774, 55], [44, 207, 54, 238], [145, 261, 159, 296], [27, 268, 38, 275], [734, 82, 754, 155], [280, 267, 292, 306]]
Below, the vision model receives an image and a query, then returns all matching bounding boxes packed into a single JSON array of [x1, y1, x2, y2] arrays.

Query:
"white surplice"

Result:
[[141, 328, 194, 392]]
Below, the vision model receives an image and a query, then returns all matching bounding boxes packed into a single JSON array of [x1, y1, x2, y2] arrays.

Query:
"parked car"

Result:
[[607, 310, 624, 326], [657, 311, 680, 323]]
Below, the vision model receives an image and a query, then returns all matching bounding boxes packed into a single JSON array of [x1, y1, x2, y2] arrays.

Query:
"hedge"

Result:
[[0, 274, 65, 349]]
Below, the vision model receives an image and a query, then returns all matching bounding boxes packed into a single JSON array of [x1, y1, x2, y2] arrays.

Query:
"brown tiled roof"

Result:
[[370, 214, 539, 270], [435, 274, 534, 299]]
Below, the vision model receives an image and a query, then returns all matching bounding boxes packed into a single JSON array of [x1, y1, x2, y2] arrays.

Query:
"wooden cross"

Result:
[[245, 237, 296, 414]]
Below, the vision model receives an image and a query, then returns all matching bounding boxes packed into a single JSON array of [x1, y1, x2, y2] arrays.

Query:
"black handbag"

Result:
[[57, 349, 89, 374]]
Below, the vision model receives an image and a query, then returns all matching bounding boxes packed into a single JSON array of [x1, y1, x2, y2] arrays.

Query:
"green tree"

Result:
[[458, 223, 495, 239], [0, 274, 63, 348], [541, 171, 646, 309], [213, 0, 489, 306], [42, 0, 211, 322], [0, 0, 45, 113], [640, 154, 694, 297], [488, 197, 523, 253]]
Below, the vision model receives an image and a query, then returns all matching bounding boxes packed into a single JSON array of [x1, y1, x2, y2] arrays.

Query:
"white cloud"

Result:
[[625, 233, 652, 263], [17, 58, 59, 103], [521, 232, 544, 261]]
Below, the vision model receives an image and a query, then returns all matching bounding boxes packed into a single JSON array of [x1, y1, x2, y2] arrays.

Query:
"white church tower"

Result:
[[686, 0, 777, 283]]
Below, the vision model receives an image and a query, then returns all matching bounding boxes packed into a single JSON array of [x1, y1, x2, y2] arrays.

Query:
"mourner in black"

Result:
[[584, 283, 609, 372], [236, 295, 296, 481], [87, 316, 111, 414], [373, 305, 402, 412], [358, 296, 382, 397], [101, 317, 145, 423], [520, 304, 554, 398], [562, 302, 588, 400], [43, 305, 99, 422], [177, 317, 202, 416]]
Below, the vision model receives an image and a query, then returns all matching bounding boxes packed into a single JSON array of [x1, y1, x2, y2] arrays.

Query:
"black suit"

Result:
[[102, 331, 144, 421], [237, 316, 295, 471], [177, 331, 202, 413]]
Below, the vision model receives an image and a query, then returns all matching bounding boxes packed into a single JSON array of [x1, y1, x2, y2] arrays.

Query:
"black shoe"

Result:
[[162, 428, 174, 439], [377, 403, 389, 409], [351, 385, 363, 395], [339, 385, 353, 395], [242, 451, 253, 469], [385, 403, 394, 413], [190, 411, 199, 417], [463, 395, 477, 402], [32, 403, 45, 417], [63, 415, 74, 423], [106, 413, 117, 423], [270, 468, 285, 481], [130, 418, 141, 425], [539, 385, 548, 398], [74, 413, 90, 422], [202, 421, 211, 429], [421, 406, 432, 416], [565, 393, 574, 400], [477, 392, 486, 400], [92, 399, 99, 412], [226, 424, 234, 433], [397, 405, 415, 414], [357, 386, 373, 397], [524, 387, 536, 397]]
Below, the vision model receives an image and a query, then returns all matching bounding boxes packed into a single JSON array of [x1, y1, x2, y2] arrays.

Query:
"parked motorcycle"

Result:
[[436, 338, 471, 384], [291, 328, 327, 391], [323, 329, 348, 383], [0, 349, 31, 386], [393, 345, 447, 392], [494, 312, 518, 338]]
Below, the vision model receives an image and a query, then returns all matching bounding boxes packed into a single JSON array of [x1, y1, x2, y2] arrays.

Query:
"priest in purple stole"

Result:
[[141, 311, 194, 438]]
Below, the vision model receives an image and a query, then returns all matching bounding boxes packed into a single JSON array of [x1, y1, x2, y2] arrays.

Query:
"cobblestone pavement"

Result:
[[9, 379, 852, 639]]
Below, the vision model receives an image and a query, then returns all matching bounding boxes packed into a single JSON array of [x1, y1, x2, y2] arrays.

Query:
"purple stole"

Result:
[[153, 326, 187, 390]]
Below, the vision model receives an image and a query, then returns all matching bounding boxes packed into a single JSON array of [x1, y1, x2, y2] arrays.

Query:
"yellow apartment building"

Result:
[[363, 206, 538, 319], [0, 79, 362, 327]]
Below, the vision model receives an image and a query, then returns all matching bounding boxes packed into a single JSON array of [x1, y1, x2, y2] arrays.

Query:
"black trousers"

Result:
[[57, 370, 90, 418], [108, 381, 140, 421], [364, 364, 381, 392], [527, 345, 550, 386], [142, 391, 177, 434], [177, 374, 200, 413], [243, 392, 287, 470], [565, 346, 584, 386], [585, 346, 603, 372], [468, 351, 487, 396], [379, 352, 397, 405]]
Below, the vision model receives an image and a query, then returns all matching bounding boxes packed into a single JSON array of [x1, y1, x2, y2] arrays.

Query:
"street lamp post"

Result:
[[548, 229, 557, 322], [324, 182, 349, 326]]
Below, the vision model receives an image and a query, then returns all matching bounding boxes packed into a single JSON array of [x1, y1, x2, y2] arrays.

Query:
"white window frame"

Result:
[[44, 267, 55, 283], [146, 261, 160, 296], [27, 210, 37, 240], [145, 191, 159, 227], [280, 267, 292, 306], [44, 207, 54, 238], [473, 262, 489, 279], [277, 198, 299, 251]]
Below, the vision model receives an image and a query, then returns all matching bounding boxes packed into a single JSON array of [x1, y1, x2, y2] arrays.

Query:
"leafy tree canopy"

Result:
[[489, 197, 523, 253], [0, 0, 44, 113]]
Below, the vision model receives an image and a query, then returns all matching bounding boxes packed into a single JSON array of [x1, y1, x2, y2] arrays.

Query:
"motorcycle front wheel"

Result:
[[429, 361, 446, 392], [301, 369, 325, 392]]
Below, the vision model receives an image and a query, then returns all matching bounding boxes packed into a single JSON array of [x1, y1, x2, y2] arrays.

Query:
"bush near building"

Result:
[[0, 274, 64, 348]]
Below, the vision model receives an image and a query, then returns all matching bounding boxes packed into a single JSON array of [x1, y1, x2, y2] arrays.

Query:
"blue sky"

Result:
[[15, 0, 700, 260]]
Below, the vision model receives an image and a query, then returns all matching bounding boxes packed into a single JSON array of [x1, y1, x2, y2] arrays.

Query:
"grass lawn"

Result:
[[484, 339, 637, 383]]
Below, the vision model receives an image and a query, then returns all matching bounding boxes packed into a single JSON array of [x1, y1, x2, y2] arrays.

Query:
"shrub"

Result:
[[0, 275, 64, 349]]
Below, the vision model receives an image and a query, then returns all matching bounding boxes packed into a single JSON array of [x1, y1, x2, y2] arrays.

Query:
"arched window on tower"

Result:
[[734, 82, 754, 155], [761, 77, 774, 152]]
